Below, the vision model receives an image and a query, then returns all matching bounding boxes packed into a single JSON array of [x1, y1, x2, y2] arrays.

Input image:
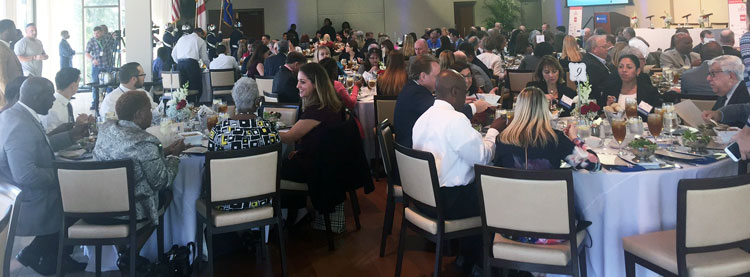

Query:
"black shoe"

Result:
[[15, 248, 41, 269], [17, 251, 55, 276], [61, 255, 86, 273]]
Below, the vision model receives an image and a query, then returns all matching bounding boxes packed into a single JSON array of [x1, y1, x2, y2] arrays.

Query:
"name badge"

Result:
[[560, 95, 574, 109], [637, 101, 653, 115], [100, 51, 104, 56]]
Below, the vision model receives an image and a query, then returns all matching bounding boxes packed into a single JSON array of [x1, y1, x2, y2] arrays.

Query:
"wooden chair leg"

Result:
[[195, 216, 203, 273], [434, 235, 443, 277], [379, 194, 395, 257], [579, 247, 588, 277], [349, 190, 361, 230], [276, 219, 288, 277], [394, 215, 408, 277], [624, 251, 636, 277], [324, 213, 335, 251], [56, 232, 65, 276], [95, 244, 102, 277], [206, 225, 214, 277], [483, 233, 491, 277]]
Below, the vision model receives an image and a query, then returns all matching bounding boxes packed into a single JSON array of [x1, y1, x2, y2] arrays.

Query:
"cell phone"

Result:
[[725, 141, 742, 162]]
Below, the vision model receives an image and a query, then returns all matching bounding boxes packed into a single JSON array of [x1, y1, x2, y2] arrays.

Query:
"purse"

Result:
[[162, 242, 196, 277]]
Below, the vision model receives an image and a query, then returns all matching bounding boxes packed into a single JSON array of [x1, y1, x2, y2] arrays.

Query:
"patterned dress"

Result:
[[208, 117, 279, 210], [93, 120, 180, 225]]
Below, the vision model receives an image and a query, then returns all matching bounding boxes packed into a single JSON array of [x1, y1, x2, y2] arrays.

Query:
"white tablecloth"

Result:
[[84, 154, 205, 272], [354, 96, 377, 162], [572, 157, 737, 276]]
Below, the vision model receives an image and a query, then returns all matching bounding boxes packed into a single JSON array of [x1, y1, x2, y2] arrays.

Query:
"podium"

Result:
[[594, 12, 630, 34]]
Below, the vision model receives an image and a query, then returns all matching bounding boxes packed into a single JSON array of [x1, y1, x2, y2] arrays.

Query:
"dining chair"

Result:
[[474, 165, 588, 277], [208, 68, 237, 102], [196, 144, 287, 277], [255, 76, 275, 94], [393, 143, 482, 277], [161, 71, 181, 93], [258, 102, 300, 127], [622, 174, 750, 277], [376, 119, 403, 257], [506, 70, 534, 94], [0, 183, 19, 277], [54, 160, 154, 277], [374, 95, 398, 128]]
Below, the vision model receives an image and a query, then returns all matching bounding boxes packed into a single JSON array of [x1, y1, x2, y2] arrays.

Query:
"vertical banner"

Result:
[[729, 0, 747, 47], [569, 6, 583, 37]]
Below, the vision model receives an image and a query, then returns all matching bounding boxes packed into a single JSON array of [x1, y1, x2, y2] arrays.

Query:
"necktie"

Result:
[[713, 96, 727, 111], [67, 102, 74, 123]]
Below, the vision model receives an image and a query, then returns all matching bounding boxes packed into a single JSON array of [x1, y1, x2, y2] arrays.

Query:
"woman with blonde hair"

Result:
[[401, 35, 416, 58], [313, 45, 332, 63], [495, 87, 600, 171], [377, 51, 408, 96], [438, 50, 455, 70], [559, 35, 582, 71]]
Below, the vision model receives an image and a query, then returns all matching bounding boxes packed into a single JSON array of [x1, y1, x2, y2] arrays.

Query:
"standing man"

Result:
[[0, 77, 89, 275], [171, 25, 209, 103], [229, 22, 244, 58], [0, 19, 23, 107], [319, 18, 336, 41], [205, 24, 220, 61], [58, 30, 75, 69], [14, 23, 48, 76], [86, 26, 113, 110]]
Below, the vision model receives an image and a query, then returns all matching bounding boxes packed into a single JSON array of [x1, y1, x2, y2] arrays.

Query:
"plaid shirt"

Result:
[[86, 37, 113, 68]]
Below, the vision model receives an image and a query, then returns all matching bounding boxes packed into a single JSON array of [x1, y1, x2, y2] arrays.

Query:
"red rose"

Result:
[[589, 102, 600, 112], [581, 105, 589, 115], [176, 99, 187, 110]]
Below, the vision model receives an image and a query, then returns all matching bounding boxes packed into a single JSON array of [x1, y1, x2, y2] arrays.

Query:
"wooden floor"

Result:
[[208, 178, 468, 277]]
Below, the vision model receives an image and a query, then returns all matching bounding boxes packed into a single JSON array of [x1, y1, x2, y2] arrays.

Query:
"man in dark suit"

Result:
[[708, 56, 750, 126], [581, 35, 614, 106], [393, 55, 490, 147], [0, 77, 88, 275], [264, 40, 289, 77], [681, 41, 724, 95], [719, 29, 741, 58], [692, 30, 714, 54], [273, 52, 307, 103]]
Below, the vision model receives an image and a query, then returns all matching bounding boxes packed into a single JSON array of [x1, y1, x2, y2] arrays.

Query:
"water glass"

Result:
[[577, 119, 591, 141]]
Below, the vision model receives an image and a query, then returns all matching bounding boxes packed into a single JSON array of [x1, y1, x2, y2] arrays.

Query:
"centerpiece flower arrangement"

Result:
[[630, 12, 639, 28], [580, 102, 601, 121], [573, 80, 592, 117], [166, 82, 194, 122], [661, 11, 673, 28]]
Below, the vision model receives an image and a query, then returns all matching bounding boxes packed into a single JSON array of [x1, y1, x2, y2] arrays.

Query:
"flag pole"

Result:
[[219, 0, 225, 31], [195, 0, 198, 28]]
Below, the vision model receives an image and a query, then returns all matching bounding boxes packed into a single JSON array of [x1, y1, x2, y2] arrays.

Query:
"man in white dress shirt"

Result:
[[99, 62, 155, 118], [14, 23, 48, 76], [42, 68, 92, 131], [209, 45, 239, 71], [622, 27, 650, 59], [171, 24, 209, 102]]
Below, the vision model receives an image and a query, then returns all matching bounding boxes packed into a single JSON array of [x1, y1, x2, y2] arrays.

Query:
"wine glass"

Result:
[[611, 117, 628, 156]]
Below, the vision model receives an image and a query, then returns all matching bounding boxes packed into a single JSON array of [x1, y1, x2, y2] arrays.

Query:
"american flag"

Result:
[[171, 0, 181, 23]]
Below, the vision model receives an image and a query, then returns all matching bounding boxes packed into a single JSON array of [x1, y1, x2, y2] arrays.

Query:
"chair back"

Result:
[[0, 205, 11, 277], [475, 165, 575, 237], [377, 119, 396, 178], [209, 69, 236, 96], [507, 70, 534, 93], [0, 183, 19, 277], [256, 77, 274, 95], [374, 95, 398, 127], [55, 160, 135, 215], [677, 175, 750, 250], [565, 71, 576, 91], [259, 102, 300, 127], [205, 144, 282, 203], [263, 91, 279, 103], [162, 71, 181, 90], [393, 143, 438, 207]]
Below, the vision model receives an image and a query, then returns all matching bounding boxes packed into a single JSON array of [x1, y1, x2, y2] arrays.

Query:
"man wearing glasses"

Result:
[[707, 55, 750, 116], [99, 62, 156, 118]]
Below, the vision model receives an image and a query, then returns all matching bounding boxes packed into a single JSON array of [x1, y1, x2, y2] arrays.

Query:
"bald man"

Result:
[[661, 32, 701, 68], [410, 70, 506, 272], [407, 39, 430, 65], [719, 29, 741, 58], [0, 77, 88, 275]]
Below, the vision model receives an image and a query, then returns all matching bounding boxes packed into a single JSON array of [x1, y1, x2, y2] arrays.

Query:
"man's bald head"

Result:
[[701, 41, 724, 61], [720, 29, 735, 46], [453, 51, 468, 63], [415, 39, 429, 55], [435, 70, 468, 110], [19, 77, 56, 115]]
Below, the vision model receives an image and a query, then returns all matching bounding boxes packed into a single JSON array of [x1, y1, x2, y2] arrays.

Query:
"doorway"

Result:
[[454, 1, 475, 37], [207, 9, 264, 41]]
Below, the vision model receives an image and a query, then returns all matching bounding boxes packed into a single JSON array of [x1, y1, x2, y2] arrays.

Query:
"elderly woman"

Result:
[[207, 77, 280, 210], [93, 91, 185, 225]]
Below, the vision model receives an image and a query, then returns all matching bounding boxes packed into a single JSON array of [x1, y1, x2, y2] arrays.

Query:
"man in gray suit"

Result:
[[0, 77, 88, 275], [681, 41, 724, 95], [660, 32, 701, 69]]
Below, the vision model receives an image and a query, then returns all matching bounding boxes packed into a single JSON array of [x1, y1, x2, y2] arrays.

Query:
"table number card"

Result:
[[637, 101, 653, 115], [568, 63, 587, 83], [536, 35, 545, 44], [560, 95, 574, 109]]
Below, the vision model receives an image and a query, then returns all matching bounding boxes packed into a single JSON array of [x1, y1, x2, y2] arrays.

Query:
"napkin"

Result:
[[610, 165, 647, 172], [477, 94, 501, 106]]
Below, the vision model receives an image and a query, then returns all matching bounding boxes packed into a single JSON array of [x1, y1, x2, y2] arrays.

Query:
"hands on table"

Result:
[[164, 139, 187, 156], [702, 110, 721, 123]]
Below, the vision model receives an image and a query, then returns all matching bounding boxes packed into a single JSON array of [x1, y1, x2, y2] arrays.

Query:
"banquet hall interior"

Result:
[[2, 0, 750, 276]]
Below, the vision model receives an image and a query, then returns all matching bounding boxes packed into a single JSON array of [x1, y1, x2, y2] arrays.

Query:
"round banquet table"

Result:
[[354, 87, 377, 162], [559, 144, 738, 277]]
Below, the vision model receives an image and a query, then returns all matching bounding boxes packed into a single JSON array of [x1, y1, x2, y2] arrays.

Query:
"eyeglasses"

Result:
[[461, 74, 472, 79], [708, 70, 727, 78], [137, 74, 147, 77]]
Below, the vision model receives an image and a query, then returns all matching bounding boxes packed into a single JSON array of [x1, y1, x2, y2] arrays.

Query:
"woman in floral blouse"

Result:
[[93, 91, 185, 225], [207, 77, 280, 210]]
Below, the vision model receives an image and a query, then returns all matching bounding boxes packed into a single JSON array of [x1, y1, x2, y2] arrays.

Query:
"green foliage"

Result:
[[482, 0, 521, 30]]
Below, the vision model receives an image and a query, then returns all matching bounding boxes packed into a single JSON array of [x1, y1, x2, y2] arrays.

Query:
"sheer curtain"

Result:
[[151, 0, 171, 28]]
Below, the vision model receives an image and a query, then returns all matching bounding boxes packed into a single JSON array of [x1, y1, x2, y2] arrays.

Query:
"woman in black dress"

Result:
[[526, 55, 577, 117]]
